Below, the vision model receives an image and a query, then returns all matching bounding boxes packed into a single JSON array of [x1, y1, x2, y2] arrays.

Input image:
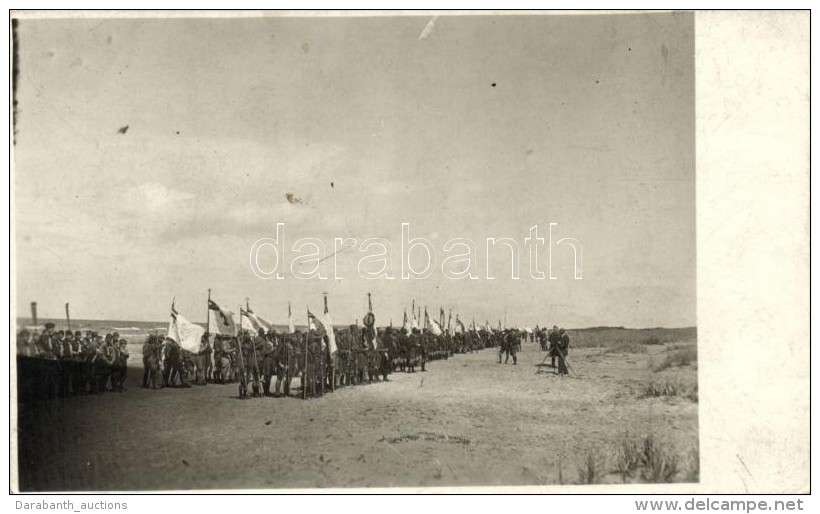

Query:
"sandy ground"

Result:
[[15, 342, 698, 491]]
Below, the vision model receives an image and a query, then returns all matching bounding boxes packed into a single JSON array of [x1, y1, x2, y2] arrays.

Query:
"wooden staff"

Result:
[[65, 302, 72, 333], [235, 306, 247, 397], [247, 303, 261, 395], [30, 302, 37, 332], [206, 289, 211, 338], [303, 308, 309, 400]]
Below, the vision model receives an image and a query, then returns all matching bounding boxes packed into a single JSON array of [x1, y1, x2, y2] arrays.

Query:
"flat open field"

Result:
[[15, 332, 698, 491]]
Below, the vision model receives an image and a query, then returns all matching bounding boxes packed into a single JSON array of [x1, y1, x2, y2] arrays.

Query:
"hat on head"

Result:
[[44, 322, 55, 330]]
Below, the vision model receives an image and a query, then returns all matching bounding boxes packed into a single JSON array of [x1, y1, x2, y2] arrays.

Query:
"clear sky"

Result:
[[13, 12, 695, 328]]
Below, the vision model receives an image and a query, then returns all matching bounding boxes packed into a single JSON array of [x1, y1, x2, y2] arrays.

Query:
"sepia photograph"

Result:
[[9, 9, 802, 495]]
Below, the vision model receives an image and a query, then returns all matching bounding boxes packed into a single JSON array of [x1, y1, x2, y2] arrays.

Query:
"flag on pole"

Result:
[[455, 316, 466, 334], [367, 293, 378, 348], [168, 303, 206, 354], [246, 306, 272, 332], [208, 299, 237, 336], [403, 309, 409, 331], [308, 310, 337, 354], [240, 308, 261, 333], [424, 308, 443, 335]]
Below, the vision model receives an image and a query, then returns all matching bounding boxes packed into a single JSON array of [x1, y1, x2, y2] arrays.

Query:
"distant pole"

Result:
[[30, 302, 38, 331], [65, 302, 72, 333], [206, 289, 211, 337], [304, 308, 309, 400], [245, 297, 250, 335]]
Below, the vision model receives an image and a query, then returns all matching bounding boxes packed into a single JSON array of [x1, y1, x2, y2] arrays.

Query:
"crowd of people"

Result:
[[15, 321, 571, 403], [138, 324, 513, 400], [16, 323, 130, 400]]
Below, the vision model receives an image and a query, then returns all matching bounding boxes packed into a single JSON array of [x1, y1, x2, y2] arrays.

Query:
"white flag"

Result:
[[246, 307, 272, 332], [240, 309, 258, 332], [169, 309, 206, 354], [308, 310, 337, 355]]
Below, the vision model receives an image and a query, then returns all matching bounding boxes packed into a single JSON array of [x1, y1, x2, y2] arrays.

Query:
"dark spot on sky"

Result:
[[628, 47, 632, 51], [265, 420, 272, 426], [175, 130, 180, 135], [117, 125, 129, 134], [491, 83, 497, 87], [595, 79, 600, 84], [285, 193, 303, 205], [330, 182, 334, 188], [182, 459, 189, 466]]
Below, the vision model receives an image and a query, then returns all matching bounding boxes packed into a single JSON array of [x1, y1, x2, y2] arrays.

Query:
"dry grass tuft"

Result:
[[652, 346, 697, 372], [640, 379, 698, 402], [639, 435, 680, 483], [613, 439, 642, 483], [577, 451, 605, 484]]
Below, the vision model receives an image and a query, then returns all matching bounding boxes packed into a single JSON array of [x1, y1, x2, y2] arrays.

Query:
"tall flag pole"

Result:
[[303, 307, 309, 400], [64, 302, 72, 333], [206, 289, 211, 338], [30, 302, 38, 333], [288, 302, 295, 334], [367, 292, 378, 348]]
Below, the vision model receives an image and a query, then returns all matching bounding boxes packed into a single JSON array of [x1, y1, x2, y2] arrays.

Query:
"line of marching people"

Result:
[[16, 323, 130, 401], [138, 323, 506, 400]]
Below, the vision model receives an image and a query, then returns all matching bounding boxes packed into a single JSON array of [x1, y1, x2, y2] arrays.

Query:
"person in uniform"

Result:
[[260, 330, 277, 397], [274, 334, 292, 397], [505, 329, 519, 365], [555, 328, 570, 376], [407, 328, 421, 373], [112, 338, 129, 392], [69, 331, 83, 395], [142, 335, 156, 388], [17, 330, 34, 357], [58, 331, 75, 396], [548, 325, 561, 368], [419, 331, 429, 372], [79, 334, 95, 394]]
